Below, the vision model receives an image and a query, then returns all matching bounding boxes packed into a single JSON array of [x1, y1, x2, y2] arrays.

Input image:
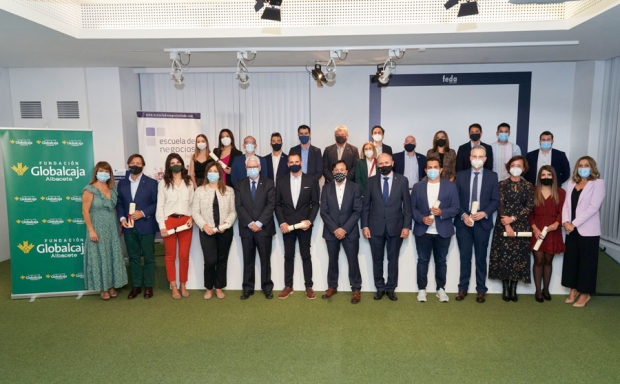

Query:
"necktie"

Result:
[[472, 172, 480, 204], [383, 177, 389, 204], [251, 181, 256, 200]]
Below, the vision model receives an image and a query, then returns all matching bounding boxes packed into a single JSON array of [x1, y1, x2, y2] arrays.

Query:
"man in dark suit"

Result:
[[230, 135, 267, 187], [371, 125, 393, 156], [411, 157, 460, 303], [361, 153, 412, 301], [289, 125, 322, 182], [320, 160, 363, 304], [524, 130, 571, 185], [455, 123, 494, 172], [263, 132, 288, 186], [393, 135, 426, 191], [453, 145, 500, 303], [116, 154, 159, 299], [235, 155, 276, 300], [275, 152, 320, 300], [322, 125, 359, 183]]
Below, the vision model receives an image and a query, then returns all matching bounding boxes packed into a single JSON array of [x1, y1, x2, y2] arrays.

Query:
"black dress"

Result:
[[194, 160, 208, 187]]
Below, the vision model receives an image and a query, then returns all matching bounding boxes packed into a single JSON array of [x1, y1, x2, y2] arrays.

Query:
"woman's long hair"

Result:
[[218, 129, 237, 152], [163, 153, 191, 188], [205, 160, 227, 195], [431, 130, 450, 152], [571, 156, 601, 183], [89, 161, 115, 189], [534, 165, 560, 206], [192, 134, 210, 162]]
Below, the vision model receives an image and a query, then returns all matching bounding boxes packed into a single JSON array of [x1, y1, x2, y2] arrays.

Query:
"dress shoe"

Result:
[[127, 287, 141, 300], [386, 291, 398, 301], [535, 294, 544, 303], [351, 291, 361, 304], [565, 291, 580, 304], [572, 294, 591, 308], [278, 287, 294, 299], [264, 291, 274, 300], [322, 288, 338, 299], [215, 289, 225, 299], [144, 287, 154, 299], [374, 290, 385, 300], [455, 290, 467, 301], [240, 291, 254, 300], [542, 289, 552, 301], [306, 287, 316, 300], [502, 280, 510, 302], [476, 292, 486, 303]]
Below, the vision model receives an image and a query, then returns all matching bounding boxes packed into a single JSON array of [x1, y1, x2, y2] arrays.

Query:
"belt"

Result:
[[168, 213, 186, 219]]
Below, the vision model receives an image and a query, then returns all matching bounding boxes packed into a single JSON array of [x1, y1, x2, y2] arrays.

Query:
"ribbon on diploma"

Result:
[[127, 202, 135, 228], [502, 232, 532, 237], [166, 223, 192, 236]]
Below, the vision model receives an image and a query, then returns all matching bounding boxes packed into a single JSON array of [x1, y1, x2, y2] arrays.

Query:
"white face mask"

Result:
[[510, 167, 523, 177], [372, 134, 383, 143], [364, 150, 374, 159], [471, 159, 484, 169], [221, 137, 232, 147], [197, 142, 207, 150]]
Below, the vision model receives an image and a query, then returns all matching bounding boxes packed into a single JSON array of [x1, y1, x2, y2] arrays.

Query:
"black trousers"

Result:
[[282, 228, 313, 288], [199, 228, 234, 290], [369, 228, 404, 291], [241, 233, 274, 293], [562, 230, 599, 294], [326, 239, 362, 291]]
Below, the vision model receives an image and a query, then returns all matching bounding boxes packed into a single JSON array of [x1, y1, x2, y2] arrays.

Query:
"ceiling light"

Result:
[[325, 58, 336, 82], [260, 0, 282, 21], [371, 64, 384, 85], [458, 0, 479, 17], [236, 51, 256, 87], [170, 52, 185, 86], [311, 64, 327, 87], [378, 59, 394, 85]]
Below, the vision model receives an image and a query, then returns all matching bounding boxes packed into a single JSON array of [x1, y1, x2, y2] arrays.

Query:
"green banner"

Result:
[[0, 129, 94, 297]]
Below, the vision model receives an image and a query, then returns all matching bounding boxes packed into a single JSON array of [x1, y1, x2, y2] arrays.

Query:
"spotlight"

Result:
[[236, 51, 256, 87], [378, 59, 394, 85], [444, 0, 458, 10], [325, 58, 336, 82], [311, 64, 327, 87], [458, 0, 479, 17], [258, 0, 282, 21], [170, 52, 184, 86]]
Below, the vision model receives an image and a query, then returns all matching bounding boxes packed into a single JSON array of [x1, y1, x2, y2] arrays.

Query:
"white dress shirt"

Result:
[[366, 158, 377, 177], [271, 153, 281, 184], [335, 179, 346, 209], [537, 149, 553, 177], [129, 173, 143, 200], [290, 173, 302, 208], [374, 144, 383, 155], [155, 179, 194, 229]]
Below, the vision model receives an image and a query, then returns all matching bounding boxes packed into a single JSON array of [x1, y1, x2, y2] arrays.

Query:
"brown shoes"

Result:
[[476, 292, 486, 303], [127, 287, 141, 300], [455, 290, 467, 301], [306, 287, 316, 300], [322, 288, 338, 299], [351, 291, 361, 304], [144, 287, 154, 299], [278, 287, 294, 299]]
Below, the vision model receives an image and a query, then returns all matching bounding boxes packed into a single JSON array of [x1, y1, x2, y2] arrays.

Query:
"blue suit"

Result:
[[453, 168, 500, 293], [393, 151, 427, 186], [263, 152, 289, 183], [230, 154, 268, 187]]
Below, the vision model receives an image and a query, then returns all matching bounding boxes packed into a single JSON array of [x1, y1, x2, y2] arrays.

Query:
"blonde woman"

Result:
[[427, 131, 457, 181], [192, 161, 237, 300], [354, 141, 378, 196], [189, 134, 210, 188]]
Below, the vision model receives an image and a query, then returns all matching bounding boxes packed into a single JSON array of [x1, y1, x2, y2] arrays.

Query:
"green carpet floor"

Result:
[[1, 253, 619, 384]]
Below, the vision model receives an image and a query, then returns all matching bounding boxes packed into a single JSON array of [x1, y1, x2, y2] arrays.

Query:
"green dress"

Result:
[[83, 184, 128, 291]]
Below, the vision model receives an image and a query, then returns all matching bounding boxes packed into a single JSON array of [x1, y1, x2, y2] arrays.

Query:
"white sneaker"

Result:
[[417, 289, 427, 302], [436, 288, 449, 302]]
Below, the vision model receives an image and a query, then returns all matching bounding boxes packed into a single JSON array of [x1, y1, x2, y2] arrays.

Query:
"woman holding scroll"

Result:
[[528, 166, 565, 303], [156, 153, 194, 300], [213, 129, 242, 187], [489, 155, 534, 302], [192, 161, 237, 300]]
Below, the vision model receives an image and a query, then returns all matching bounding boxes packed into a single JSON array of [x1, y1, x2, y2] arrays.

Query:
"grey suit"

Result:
[[323, 143, 359, 182]]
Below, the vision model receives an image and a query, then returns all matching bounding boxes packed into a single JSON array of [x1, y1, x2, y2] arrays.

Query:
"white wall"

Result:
[[0, 68, 13, 262]]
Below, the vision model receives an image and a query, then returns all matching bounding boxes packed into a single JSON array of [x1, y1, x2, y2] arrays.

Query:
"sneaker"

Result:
[[436, 288, 449, 302], [417, 289, 427, 302]]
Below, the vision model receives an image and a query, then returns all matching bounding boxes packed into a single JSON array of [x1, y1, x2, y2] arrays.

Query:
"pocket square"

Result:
[[304, 186, 309, 189]]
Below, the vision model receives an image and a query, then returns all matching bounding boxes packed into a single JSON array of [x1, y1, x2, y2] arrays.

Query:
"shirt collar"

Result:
[[130, 173, 143, 183], [471, 168, 484, 174], [291, 173, 302, 180]]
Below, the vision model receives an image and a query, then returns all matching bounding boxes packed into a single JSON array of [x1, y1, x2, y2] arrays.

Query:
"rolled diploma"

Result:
[[287, 222, 308, 232], [127, 203, 135, 228], [471, 201, 479, 214], [167, 222, 192, 236], [503, 232, 532, 237], [209, 152, 228, 168], [533, 226, 549, 251], [428, 200, 441, 219]]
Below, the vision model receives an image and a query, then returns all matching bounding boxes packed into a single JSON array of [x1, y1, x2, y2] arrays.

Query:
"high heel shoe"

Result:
[[181, 283, 190, 298], [542, 289, 551, 301], [170, 283, 181, 300], [573, 294, 591, 308], [535, 292, 544, 303], [565, 290, 580, 304]]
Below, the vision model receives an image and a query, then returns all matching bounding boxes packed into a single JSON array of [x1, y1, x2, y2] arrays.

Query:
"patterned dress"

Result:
[[528, 188, 566, 254], [489, 178, 535, 282], [83, 184, 128, 291]]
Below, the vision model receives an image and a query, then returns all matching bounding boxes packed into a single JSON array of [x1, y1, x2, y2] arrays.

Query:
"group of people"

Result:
[[81, 123, 605, 308]]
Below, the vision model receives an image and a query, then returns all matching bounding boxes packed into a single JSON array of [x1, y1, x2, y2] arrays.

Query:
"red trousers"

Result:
[[163, 215, 193, 283]]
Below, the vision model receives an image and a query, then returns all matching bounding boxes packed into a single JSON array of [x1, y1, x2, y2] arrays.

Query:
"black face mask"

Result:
[[470, 133, 481, 142], [436, 139, 446, 147], [289, 164, 302, 173], [540, 178, 554, 186], [335, 136, 346, 145], [379, 165, 393, 175], [129, 165, 143, 175], [404, 144, 416, 152], [272, 143, 282, 152]]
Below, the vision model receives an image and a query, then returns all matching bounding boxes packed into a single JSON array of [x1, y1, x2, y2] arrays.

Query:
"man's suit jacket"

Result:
[[411, 178, 460, 238], [361, 173, 413, 237], [234, 176, 276, 238], [263, 152, 289, 182], [376, 143, 393, 156], [455, 141, 494, 173], [392, 151, 427, 182], [275, 174, 320, 227], [525, 148, 571, 186], [213, 147, 243, 187], [320, 180, 363, 241], [453, 169, 500, 231], [322, 143, 359, 182], [230, 154, 268, 187], [289, 144, 323, 182], [116, 174, 159, 235]]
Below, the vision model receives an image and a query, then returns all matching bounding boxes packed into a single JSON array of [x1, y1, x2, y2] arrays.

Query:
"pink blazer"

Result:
[[562, 179, 605, 236]]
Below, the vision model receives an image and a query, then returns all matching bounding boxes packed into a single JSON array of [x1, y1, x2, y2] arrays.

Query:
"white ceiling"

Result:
[[0, 3, 620, 68]]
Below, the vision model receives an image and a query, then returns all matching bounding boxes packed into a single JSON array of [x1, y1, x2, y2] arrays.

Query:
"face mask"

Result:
[[169, 164, 183, 173], [245, 143, 255, 153], [197, 142, 207, 150], [207, 172, 220, 183], [540, 141, 552, 151], [372, 134, 383, 143], [540, 178, 554, 186], [510, 167, 523, 177], [427, 169, 440, 181], [436, 139, 446, 147], [379, 165, 393, 175], [578, 168, 591, 178], [364, 150, 374, 159], [299, 136, 310, 144], [97, 172, 110, 182], [471, 159, 484, 169], [470, 133, 481, 142], [221, 137, 232, 147], [272, 143, 282, 152], [335, 136, 346, 145], [404, 143, 416, 152], [247, 167, 259, 178], [129, 165, 143, 175], [498, 133, 509, 142], [289, 164, 302, 173], [333, 172, 346, 182]]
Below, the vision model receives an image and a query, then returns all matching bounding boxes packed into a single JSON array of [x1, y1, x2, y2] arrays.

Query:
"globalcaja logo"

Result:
[[71, 273, 85, 279], [67, 218, 85, 225], [17, 241, 35, 254], [10, 139, 33, 146], [14, 196, 38, 203], [63, 140, 84, 147], [11, 162, 29, 176], [38, 139, 59, 147], [42, 218, 64, 225], [66, 195, 82, 202], [31, 161, 86, 181], [39, 238, 84, 258], [49, 273, 68, 280], [41, 196, 63, 203], [21, 274, 43, 281], [16, 219, 39, 226]]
